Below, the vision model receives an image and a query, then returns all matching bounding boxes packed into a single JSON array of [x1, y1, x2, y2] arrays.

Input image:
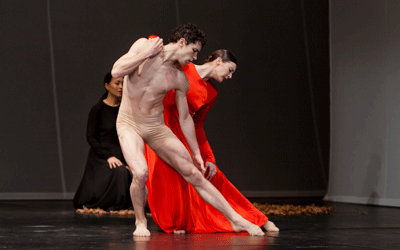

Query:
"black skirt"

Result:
[[73, 148, 132, 211]]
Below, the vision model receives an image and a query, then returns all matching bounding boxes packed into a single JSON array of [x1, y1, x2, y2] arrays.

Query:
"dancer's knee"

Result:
[[167, 149, 205, 186], [185, 168, 205, 186], [132, 168, 148, 187]]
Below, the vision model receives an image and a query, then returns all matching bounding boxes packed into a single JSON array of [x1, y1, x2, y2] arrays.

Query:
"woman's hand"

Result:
[[204, 161, 217, 180], [107, 156, 123, 169]]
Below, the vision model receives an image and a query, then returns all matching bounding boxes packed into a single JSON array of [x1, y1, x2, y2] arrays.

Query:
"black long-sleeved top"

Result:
[[86, 101, 122, 160]]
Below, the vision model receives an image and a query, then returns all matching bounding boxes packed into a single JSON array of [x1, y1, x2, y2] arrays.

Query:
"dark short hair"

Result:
[[204, 49, 238, 66], [169, 23, 207, 48]]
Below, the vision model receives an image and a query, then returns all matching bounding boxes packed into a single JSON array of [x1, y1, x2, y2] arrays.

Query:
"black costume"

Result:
[[73, 101, 132, 211]]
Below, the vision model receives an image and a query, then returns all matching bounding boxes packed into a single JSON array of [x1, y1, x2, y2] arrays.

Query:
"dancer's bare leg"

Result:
[[119, 131, 150, 237], [191, 178, 264, 235], [263, 221, 279, 232], [155, 138, 264, 236]]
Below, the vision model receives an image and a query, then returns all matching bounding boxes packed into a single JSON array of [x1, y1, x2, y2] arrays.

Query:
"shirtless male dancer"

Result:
[[111, 23, 264, 237]]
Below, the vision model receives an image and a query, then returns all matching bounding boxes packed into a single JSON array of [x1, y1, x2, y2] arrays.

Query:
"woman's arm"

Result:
[[86, 105, 113, 159], [192, 95, 218, 164]]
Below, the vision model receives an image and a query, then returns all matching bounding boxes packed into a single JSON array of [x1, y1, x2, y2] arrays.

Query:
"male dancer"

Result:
[[112, 23, 264, 237]]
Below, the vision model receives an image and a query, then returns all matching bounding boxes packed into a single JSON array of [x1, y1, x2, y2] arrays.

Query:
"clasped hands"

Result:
[[192, 154, 217, 180]]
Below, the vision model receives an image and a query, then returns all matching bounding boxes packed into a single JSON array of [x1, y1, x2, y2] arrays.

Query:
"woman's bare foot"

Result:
[[173, 230, 186, 234], [263, 221, 279, 232], [231, 219, 264, 236], [133, 224, 151, 237]]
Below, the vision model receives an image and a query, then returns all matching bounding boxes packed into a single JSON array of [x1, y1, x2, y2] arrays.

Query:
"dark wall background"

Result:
[[0, 0, 329, 199]]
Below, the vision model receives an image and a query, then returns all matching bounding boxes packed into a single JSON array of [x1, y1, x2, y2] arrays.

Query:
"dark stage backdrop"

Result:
[[0, 0, 329, 199]]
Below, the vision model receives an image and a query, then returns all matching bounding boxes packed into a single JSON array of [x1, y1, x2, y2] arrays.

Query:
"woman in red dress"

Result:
[[145, 49, 279, 234]]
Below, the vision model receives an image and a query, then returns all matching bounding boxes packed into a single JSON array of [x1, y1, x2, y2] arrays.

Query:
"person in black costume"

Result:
[[73, 72, 132, 211]]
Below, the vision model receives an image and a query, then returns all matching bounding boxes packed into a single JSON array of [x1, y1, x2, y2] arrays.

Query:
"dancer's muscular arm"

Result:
[[111, 37, 163, 78], [175, 85, 205, 173]]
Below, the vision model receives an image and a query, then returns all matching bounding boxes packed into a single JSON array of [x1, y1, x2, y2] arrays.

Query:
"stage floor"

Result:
[[0, 200, 399, 249]]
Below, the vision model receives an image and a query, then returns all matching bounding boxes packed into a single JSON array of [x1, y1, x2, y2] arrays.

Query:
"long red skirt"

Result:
[[145, 146, 268, 233]]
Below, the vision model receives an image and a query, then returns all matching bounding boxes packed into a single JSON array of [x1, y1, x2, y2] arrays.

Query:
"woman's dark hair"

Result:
[[204, 49, 238, 66], [100, 72, 112, 100], [168, 23, 207, 48]]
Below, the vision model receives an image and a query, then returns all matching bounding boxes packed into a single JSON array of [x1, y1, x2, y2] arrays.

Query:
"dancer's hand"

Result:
[[192, 154, 205, 174], [138, 36, 163, 76], [107, 156, 123, 169], [204, 161, 217, 180], [146, 36, 163, 58]]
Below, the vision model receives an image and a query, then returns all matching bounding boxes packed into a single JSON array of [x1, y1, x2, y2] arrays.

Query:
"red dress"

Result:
[[145, 63, 268, 233]]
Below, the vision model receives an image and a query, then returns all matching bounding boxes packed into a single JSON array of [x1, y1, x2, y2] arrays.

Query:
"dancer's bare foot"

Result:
[[263, 221, 279, 232], [231, 220, 265, 236], [173, 230, 186, 234], [133, 224, 151, 237]]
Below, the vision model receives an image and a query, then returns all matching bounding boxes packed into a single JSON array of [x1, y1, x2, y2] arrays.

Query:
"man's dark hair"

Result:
[[169, 23, 207, 47]]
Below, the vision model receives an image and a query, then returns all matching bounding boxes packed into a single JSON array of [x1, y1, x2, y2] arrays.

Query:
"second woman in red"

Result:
[[145, 50, 279, 234]]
